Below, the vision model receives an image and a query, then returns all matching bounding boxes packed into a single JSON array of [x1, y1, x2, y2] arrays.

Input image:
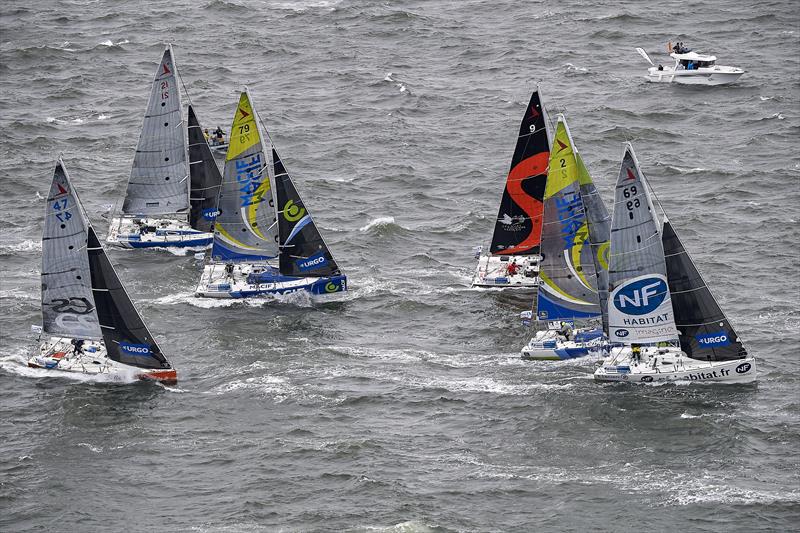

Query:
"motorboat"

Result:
[[636, 43, 745, 85]]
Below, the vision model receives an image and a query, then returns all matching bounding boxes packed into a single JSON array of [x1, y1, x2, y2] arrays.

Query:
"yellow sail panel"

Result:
[[575, 152, 593, 186], [226, 92, 260, 161], [544, 120, 577, 198]]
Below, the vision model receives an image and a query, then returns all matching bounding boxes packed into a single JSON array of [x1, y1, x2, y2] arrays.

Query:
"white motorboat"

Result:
[[593, 144, 755, 384], [636, 43, 745, 85], [472, 86, 550, 289], [30, 159, 178, 385]]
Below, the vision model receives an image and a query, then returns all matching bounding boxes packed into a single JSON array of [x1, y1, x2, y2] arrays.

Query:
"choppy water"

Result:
[[1, 0, 799, 531]]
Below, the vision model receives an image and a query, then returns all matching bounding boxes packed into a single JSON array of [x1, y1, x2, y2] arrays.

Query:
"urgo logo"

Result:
[[614, 329, 630, 338], [120, 342, 153, 357], [612, 276, 668, 315], [735, 362, 751, 374], [296, 252, 328, 272], [202, 208, 220, 221], [696, 331, 730, 348]]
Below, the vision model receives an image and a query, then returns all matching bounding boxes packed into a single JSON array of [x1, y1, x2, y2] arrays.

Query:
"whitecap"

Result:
[[98, 114, 110, 120], [359, 216, 396, 232]]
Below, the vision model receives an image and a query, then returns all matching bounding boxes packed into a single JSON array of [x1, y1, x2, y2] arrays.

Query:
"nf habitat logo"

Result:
[[614, 329, 629, 338], [736, 362, 751, 374], [613, 277, 668, 315]]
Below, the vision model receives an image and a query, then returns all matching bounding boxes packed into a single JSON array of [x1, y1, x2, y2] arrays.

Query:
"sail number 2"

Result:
[[161, 81, 169, 100]]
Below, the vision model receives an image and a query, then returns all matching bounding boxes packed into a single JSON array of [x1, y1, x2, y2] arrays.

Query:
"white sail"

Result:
[[122, 44, 189, 217], [41, 159, 102, 340], [607, 144, 677, 344]]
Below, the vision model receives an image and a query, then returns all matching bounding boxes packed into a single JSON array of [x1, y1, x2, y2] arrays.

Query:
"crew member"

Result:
[[203, 128, 210, 141], [71, 338, 85, 355], [506, 261, 518, 276], [558, 321, 573, 341], [632, 344, 642, 364]]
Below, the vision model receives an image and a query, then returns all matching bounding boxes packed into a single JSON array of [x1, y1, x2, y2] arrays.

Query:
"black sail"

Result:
[[187, 105, 223, 232], [488, 89, 550, 256], [273, 148, 341, 277], [86, 227, 171, 369], [662, 220, 747, 361]]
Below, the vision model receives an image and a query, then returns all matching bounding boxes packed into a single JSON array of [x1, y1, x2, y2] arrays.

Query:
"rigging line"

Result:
[[172, 44, 194, 108]]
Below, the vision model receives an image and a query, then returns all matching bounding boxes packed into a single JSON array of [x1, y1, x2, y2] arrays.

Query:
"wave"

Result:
[[359, 216, 398, 232], [0, 239, 41, 253]]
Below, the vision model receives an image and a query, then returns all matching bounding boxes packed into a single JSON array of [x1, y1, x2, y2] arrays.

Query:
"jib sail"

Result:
[[86, 226, 171, 370], [41, 159, 102, 340], [187, 105, 223, 232], [607, 144, 677, 344], [662, 220, 747, 361], [273, 148, 341, 278], [489, 87, 551, 256], [210, 90, 279, 262], [122, 45, 190, 217]]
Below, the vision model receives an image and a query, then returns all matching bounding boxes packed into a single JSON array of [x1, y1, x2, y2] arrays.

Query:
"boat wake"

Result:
[[0, 351, 138, 384]]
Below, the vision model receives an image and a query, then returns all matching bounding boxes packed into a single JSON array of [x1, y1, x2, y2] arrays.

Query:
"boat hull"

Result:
[[28, 337, 178, 385], [195, 262, 347, 299], [521, 327, 607, 360], [646, 66, 744, 85], [471, 253, 540, 288], [106, 216, 212, 250], [594, 346, 756, 384]]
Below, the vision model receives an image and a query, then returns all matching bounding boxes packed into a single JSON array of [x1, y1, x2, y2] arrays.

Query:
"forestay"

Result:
[[210, 90, 279, 262], [86, 227, 170, 369], [489, 88, 551, 256], [41, 160, 102, 340], [607, 145, 677, 344], [662, 220, 747, 361], [536, 117, 602, 321], [187, 105, 223, 232], [273, 148, 342, 278], [122, 45, 190, 217]]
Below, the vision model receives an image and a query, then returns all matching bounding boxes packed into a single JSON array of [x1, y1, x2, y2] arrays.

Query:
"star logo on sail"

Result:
[[56, 183, 68, 195], [529, 107, 540, 120], [161, 63, 171, 76], [238, 107, 250, 120], [625, 168, 636, 181], [556, 139, 568, 152]]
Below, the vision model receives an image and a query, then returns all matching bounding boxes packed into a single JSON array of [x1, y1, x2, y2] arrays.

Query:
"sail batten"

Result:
[[489, 88, 550, 256], [121, 45, 190, 217]]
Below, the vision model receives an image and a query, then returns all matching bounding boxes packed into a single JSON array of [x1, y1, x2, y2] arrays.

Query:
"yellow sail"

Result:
[[227, 92, 261, 161]]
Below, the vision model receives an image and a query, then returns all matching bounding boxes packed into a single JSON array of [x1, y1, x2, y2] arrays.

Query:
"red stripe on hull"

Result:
[[139, 369, 178, 385]]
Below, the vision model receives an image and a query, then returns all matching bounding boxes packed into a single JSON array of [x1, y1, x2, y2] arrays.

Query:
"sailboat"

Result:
[[521, 115, 611, 360], [594, 144, 756, 383], [106, 45, 221, 250], [28, 159, 178, 384], [472, 87, 551, 288], [194, 89, 347, 299]]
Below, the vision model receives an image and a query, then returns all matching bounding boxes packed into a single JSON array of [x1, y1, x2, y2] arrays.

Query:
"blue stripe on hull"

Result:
[[125, 237, 213, 248], [225, 275, 348, 299]]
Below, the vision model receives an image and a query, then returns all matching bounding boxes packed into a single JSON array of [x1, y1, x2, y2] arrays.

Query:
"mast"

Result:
[[121, 44, 190, 219], [607, 144, 678, 344], [41, 159, 102, 340], [535, 115, 602, 322], [488, 86, 550, 256], [187, 105, 223, 232], [662, 219, 748, 361], [209, 89, 279, 263]]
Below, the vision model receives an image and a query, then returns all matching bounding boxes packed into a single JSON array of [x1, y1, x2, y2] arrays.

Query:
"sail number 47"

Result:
[[53, 198, 72, 222]]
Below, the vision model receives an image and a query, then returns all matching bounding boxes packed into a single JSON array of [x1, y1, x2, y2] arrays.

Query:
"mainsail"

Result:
[[575, 149, 612, 332], [489, 88, 551, 256], [536, 116, 601, 321], [187, 105, 223, 232], [210, 90, 279, 262], [662, 220, 747, 361], [86, 226, 171, 369], [607, 144, 677, 344], [122, 45, 190, 217], [273, 148, 342, 277], [41, 160, 102, 340]]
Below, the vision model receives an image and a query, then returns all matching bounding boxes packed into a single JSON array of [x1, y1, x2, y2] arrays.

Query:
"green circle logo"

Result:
[[283, 200, 306, 222], [325, 282, 338, 293]]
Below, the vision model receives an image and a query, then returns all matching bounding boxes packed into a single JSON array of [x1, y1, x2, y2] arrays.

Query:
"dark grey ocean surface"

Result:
[[1, 0, 799, 531]]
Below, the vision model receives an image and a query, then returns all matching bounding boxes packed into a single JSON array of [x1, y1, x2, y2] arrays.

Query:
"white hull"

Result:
[[646, 66, 744, 85], [195, 262, 347, 299], [521, 327, 606, 361], [471, 253, 540, 288], [28, 337, 177, 384], [106, 216, 212, 250], [594, 345, 756, 383]]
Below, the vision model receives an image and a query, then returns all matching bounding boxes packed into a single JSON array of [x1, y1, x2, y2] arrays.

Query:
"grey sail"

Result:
[[41, 160, 102, 340], [210, 90, 279, 262], [575, 151, 612, 332], [607, 144, 677, 344], [121, 45, 190, 217]]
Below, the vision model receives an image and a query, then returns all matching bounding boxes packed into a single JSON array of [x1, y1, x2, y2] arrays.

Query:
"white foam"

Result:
[[98, 114, 110, 120], [1, 239, 41, 253], [359, 216, 395, 232]]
